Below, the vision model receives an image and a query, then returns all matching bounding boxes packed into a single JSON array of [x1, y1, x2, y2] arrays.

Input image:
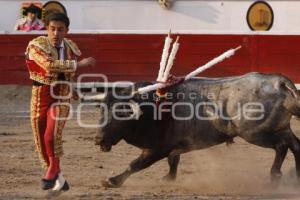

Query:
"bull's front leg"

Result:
[[163, 154, 180, 181], [101, 149, 168, 188]]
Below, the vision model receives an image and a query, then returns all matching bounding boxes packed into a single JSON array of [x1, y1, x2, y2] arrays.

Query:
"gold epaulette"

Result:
[[64, 38, 82, 57], [25, 36, 51, 56]]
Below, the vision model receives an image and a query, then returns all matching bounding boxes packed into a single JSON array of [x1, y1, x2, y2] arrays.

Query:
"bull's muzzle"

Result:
[[99, 139, 112, 152]]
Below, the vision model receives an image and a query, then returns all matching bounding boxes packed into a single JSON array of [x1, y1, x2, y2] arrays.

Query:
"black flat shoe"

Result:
[[46, 180, 70, 198], [52, 173, 70, 191], [41, 175, 58, 190], [61, 180, 69, 191]]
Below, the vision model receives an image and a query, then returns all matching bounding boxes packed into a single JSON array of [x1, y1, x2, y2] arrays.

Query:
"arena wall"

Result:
[[0, 33, 299, 85], [0, 1, 299, 85]]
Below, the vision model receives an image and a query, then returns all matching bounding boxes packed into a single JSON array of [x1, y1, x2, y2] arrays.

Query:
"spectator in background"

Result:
[[14, 4, 44, 31]]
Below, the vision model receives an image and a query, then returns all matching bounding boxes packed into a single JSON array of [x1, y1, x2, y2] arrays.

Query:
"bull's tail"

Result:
[[280, 78, 300, 117]]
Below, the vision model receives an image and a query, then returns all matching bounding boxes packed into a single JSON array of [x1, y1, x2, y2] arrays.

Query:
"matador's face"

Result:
[[47, 20, 69, 47]]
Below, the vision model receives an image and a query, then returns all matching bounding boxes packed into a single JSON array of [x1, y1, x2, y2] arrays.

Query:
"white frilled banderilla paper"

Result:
[[156, 30, 180, 83], [137, 45, 241, 94], [184, 46, 241, 80], [156, 33, 172, 82], [161, 36, 180, 82]]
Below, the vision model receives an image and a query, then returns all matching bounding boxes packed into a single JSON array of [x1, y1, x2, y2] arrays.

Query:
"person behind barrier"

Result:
[[14, 4, 44, 31]]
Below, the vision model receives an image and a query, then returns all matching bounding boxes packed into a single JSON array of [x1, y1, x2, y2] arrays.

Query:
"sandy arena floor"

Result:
[[1, 85, 300, 200]]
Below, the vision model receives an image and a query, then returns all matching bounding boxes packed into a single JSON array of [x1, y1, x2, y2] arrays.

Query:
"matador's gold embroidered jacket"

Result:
[[25, 36, 82, 84]]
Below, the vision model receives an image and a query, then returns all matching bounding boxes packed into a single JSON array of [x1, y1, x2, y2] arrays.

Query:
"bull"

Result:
[[91, 72, 300, 188]]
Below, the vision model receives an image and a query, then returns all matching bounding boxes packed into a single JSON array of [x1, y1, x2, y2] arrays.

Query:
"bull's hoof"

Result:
[[162, 174, 176, 181], [101, 178, 121, 188], [271, 171, 282, 183]]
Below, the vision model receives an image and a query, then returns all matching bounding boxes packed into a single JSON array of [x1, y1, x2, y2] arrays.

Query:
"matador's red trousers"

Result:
[[30, 83, 70, 178]]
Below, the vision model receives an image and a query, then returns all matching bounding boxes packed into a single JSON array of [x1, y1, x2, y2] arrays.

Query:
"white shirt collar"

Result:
[[59, 41, 64, 49]]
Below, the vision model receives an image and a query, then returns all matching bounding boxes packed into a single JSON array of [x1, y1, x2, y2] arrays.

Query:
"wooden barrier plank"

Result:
[[0, 34, 299, 84]]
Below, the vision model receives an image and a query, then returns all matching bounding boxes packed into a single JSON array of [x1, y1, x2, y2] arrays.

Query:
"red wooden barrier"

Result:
[[0, 34, 299, 85]]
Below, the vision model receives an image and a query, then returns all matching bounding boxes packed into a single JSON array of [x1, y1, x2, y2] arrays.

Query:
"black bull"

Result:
[[93, 72, 300, 188]]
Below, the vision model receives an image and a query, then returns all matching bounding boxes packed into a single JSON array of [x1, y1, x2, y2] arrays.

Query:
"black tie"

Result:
[[55, 47, 61, 60]]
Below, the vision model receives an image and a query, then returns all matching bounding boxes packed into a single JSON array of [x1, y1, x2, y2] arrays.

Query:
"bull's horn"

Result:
[[129, 100, 143, 120], [82, 94, 106, 101]]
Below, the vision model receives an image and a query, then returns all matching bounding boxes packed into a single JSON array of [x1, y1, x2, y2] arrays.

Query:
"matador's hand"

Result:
[[72, 90, 79, 101], [77, 57, 96, 68]]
